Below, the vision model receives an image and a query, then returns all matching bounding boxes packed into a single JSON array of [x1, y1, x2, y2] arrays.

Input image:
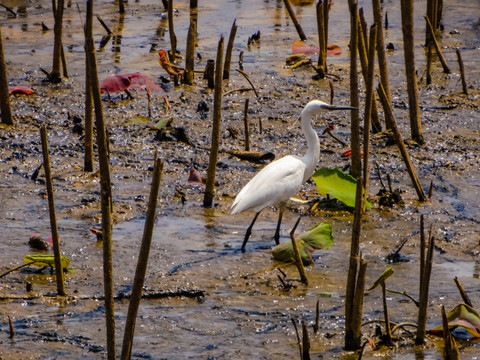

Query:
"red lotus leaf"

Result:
[[292, 40, 318, 55], [327, 44, 342, 55], [341, 149, 363, 157], [158, 49, 183, 76], [128, 73, 162, 92], [9, 86, 37, 95], [100, 73, 139, 93]]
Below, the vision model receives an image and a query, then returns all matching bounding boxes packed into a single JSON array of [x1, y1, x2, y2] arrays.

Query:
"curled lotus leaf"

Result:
[[24, 254, 71, 270], [272, 222, 334, 266]]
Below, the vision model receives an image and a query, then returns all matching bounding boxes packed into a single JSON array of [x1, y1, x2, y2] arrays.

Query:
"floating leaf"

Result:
[[327, 44, 342, 55], [429, 304, 480, 339], [129, 73, 163, 92], [292, 40, 318, 55], [8, 86, 37, 95], [312, 167, 372, 208], [368, 267, 394, 291], [272, 222, 334, 266], [128, 115, 150, 124], [291, 41, 342, 56], [100, 73, 139, 93], [23, 254, 70, 270], [150, 117, 173, 130]]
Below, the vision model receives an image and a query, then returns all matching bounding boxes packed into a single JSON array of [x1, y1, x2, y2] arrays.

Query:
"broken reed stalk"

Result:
[[40, 125, 66, 296], [415, 219, 435, 345], [223, 19, 237, 80], [351, 255, 367, 346], [0, 26, 13, 126], [441, 305, 460, 359], [348, 0, 361, 180], [60, 44, 68, 78], [0, 3, 17, 17], [183, 21, 195, 85], [456, 49, 468, 95], [291, 319, 303, 359], [362, 24, 377, 207], [238, 50, 244, 71], [118, 0, 125, 15], [302, 321, 311, 360], [97, 15, 113, 35], [203, 36, 224, 207], [120, 159, 163, 360], [290, 217, 308, 285], [86, 1, 116, 358], [424, 16, 450, 74], [372, 0, 392, 123], [357, 14, 382, 133], [359, 8, 368, 48], [204, 60, 215, 89], [313, 299, 320, 333], [426, 42, 433, 85], [453, 277, 473, 307], [376, 83, 427, 202], [401, 0, 424, 145], [345, 177, 365, 350], [235, 69, 259, 97], [8, 315, 14, 338], [425, 0, 440, 45], [243, 98, 250, 151], [322, 0, 331, 59], [167, 0, 177, 63], [381, 281, 393, 345], [316, 1, 326, 76], [84, 26, 94, 172], [283, 0, 307, 41], [419, 215, 425, 294], [50, 0, 66, 83]]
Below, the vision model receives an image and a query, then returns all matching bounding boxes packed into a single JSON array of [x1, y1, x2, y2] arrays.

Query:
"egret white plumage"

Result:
[[231, 100, 355, 252]]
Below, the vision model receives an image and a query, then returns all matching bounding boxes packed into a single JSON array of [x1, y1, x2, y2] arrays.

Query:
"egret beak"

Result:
[[325, 104, 356, 111]]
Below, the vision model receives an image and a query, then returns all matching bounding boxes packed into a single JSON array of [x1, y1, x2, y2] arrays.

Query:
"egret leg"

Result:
[[241, 211, 261, 253], [274, 205, 285, 245]]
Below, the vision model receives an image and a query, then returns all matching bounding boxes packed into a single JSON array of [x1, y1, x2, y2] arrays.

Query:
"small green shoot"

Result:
[[368, 266, 394, 291]]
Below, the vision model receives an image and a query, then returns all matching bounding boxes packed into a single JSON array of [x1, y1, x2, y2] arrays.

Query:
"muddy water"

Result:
[[1, 0, 480, 359]]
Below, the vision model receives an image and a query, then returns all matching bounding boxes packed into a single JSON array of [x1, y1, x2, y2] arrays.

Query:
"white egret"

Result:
[[231, 100, 355, 252]]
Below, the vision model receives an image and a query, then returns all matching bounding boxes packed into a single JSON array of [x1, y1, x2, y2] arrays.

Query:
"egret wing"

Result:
[[231, 156, 306, 214]]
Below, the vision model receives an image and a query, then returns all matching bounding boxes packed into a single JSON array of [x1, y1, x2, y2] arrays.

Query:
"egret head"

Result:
[[304, 100, 356, 113]]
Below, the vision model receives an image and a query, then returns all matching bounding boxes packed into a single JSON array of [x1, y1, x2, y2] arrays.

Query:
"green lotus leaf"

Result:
[[312, 167, 372, 208], [127, 115, 150, 124], [272, 222, 333, 266], [151, 117, 173, 130]]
